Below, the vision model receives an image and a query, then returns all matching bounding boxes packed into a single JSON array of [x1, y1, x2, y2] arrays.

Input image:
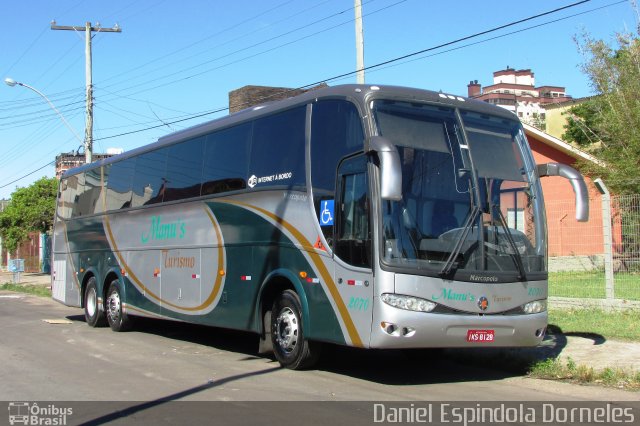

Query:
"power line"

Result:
[[98, 0, 298, 88], [0, 161, 55, 189], [303, 0, 593, 88], [95, 0, 595, 142], [363, 0, 629, 79], [96, 0, 386, 99], [0, 0, 356, 124], [0, 0, 611, 189]]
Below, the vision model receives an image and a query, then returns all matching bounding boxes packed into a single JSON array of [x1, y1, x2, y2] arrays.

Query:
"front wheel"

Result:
[[271, 290, 320, 370], [106, 280, 133, 332]]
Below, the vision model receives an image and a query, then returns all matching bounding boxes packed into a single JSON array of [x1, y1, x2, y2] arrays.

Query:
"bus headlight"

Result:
[[381, 293, 437, 313], [523, 300, 547, 314]]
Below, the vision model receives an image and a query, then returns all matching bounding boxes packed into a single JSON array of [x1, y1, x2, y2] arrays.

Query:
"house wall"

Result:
[[2, 232, 41, 272], [527, 135, 605, 257]]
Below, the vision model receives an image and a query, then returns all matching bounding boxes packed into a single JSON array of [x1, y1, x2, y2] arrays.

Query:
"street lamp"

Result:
[[4, 77, 86, 159]]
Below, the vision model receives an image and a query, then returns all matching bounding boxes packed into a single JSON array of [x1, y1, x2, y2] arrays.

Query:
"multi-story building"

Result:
[[467, 67, 572, 128]]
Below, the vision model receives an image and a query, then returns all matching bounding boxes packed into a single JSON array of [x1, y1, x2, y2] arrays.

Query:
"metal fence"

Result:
[[546, 193, 640, 308]]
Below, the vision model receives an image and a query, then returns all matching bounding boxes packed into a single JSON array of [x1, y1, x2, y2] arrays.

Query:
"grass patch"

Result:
[[529, 357, 640, 391], [0, 283, 51, 297], [549, 270, 640, 301], [548, 308, 640, 342]]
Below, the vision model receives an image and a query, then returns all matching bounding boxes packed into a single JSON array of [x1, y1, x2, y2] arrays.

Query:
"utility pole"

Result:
[[51, 21, 121, 163], [354, 0, 365, 84]]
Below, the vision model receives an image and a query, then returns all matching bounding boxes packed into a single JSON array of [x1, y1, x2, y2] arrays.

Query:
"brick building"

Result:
[[55, 152, 116, 178], [228, 84, 327, 114]]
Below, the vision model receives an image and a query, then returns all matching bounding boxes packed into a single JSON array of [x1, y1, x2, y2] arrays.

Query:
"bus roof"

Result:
[[61, 84, 516, 179]]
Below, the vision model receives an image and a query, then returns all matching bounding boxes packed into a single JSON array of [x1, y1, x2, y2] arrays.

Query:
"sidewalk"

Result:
[[537, 332, 640, 372], [0, 271, 51, 286], [0, 271, 637, 373]]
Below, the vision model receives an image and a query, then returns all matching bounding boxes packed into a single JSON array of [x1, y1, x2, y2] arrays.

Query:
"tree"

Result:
[[563, 31, 640, 195], [562, 100, 602, 148], [0, 177, 58, 254]]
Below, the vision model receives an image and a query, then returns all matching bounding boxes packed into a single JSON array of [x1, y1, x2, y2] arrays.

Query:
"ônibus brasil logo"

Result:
[[8, 402, 73, 425]]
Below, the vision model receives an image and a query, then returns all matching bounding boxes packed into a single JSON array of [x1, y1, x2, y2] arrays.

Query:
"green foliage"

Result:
[[528, 357, 639, 390], [549, 271, 640, 301], [563, 31, 640, 195], [548, 308, 640, 342], [562, 100, 601, 147], [0, 283, 51, 297], [0, 177, 58, 253]]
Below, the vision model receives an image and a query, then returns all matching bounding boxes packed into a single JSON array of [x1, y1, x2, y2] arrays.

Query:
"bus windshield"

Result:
[[372, 100, 546, 281]]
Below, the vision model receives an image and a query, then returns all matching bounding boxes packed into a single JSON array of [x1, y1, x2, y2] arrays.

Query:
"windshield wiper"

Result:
[[492, 205, 527, 281], [439, 206, 481, 277]]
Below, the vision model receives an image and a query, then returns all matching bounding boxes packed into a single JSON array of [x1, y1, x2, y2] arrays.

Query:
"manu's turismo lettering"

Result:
[[492, 295, 512, 303], [432, 288, 476, 302], [528, 287, 543, 297], [141, 215, 186, 244], [162, 251, 196, 269]]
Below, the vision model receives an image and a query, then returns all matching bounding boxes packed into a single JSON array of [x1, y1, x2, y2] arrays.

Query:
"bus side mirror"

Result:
[[537, 163, 589, 222], [368, 136, 402, 201]]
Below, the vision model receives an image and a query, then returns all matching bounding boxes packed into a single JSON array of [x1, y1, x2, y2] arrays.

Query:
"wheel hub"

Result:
[[107, 291, 121, 322], [86, 288, 96, 317], [275, 307, 298, 353]]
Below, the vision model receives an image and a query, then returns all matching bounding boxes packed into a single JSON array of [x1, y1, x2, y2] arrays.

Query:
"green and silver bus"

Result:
[[52, 84, 588, 369]]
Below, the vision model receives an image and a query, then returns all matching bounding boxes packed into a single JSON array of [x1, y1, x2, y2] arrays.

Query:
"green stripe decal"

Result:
[[220, 199, 364, 348]]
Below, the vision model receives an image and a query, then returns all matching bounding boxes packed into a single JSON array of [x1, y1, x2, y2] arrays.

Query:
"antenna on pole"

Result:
[[354, 0, 365, 84]]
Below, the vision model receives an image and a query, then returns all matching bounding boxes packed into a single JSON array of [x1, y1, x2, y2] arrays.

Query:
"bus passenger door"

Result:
[[333, 155, 374, 347]]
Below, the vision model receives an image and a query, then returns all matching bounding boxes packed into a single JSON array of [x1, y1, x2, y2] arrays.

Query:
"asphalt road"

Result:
[[0, 292, 637, 424]]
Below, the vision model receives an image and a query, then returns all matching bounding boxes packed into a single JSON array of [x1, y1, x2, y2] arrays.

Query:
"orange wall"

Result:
[[527, 136, 605, 257]]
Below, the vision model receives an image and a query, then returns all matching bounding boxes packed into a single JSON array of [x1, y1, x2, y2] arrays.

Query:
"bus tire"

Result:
[[84, 277, 106, 327], [106, 280, 133, 332], [271, 290, 320, 370]]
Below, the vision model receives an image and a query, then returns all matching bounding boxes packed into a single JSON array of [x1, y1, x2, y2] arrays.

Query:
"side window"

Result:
[[311, 100, 364, 245], [71, 173, 86, 217], [58, 176, 77, 219], [165, 137, 204, 202], [131, 148, 168, 207], [335, 155, 371, 268], [84, 168, 103, 214], [106, 158, 135, 210], [202, 123, 251, 195], [249, 106, 306, 189]]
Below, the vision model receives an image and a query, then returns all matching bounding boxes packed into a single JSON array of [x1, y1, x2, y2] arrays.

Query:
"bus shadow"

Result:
[[316, 345, 520, 385], [65, 314, 599, 386], [130, 317, 263, 359], [65, 314, 263, 360]]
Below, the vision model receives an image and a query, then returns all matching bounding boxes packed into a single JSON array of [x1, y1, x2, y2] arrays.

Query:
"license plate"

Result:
[[466, 329, 495, 342]]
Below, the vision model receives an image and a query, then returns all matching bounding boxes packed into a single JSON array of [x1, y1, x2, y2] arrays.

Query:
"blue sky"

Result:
[[0, 0, 636, 199]]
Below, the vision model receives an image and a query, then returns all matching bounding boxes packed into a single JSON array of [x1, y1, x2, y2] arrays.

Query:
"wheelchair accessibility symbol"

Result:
[[320, 200, 334, 226]]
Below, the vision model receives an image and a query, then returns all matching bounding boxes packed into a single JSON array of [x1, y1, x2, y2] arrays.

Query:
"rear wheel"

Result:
[[271, 290, 320, 370], [106, 280, 133, 332], [84, 277, 106, 327]]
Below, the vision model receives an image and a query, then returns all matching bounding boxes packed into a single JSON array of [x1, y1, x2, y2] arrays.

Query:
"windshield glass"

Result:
[[372, 100, 546, 281]]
